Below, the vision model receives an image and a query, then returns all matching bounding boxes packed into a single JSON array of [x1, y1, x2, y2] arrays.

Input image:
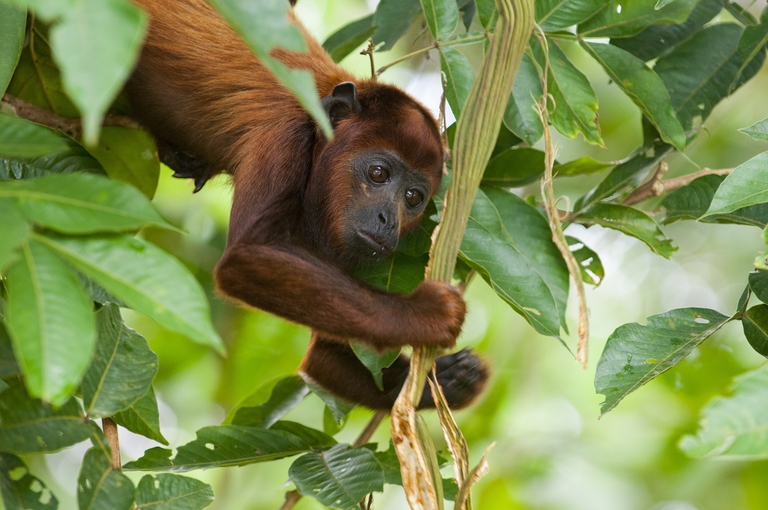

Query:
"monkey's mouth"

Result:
[[356, 230, 395, 258]]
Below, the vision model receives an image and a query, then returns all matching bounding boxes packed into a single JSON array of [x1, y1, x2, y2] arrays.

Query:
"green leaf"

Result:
[[742, 305, 768, 358], [740, 118, 768, 142], [112, 386, 168, 445], [455, 187, 568, 337], [578, 203, 676, 258], [0, 384, 91, 453], [0, 323, 21, 379], [574, 143, 672, 213], [135, 474, 213, 510], [680, 366, 768, 459], [44, 0, 148, 145], [77, 447, 135, 510], [535, 38, 602, 146], [0, 452, 59, 510], [124, 422, 336, 472], [567, 236, 604, 286], [4, 240, 96, 405], [372, 0, 423, 51], [749, 271, 768, 304], [654, 24, 765, 134], [662, 174, 768, 227], [481, 148, 545, 187], [536, 0, 608, 32], [704, 152, 768, 217], [503, 53, 544, 146], [231, 376, 309, 428], [1, 142, 107, 180], [81, 304, 158, 418], [581, 42, 686, 151], [0, 115, 69, 159], [322, 15, 377, 63], [6, 22, 78, 117], [738, 8, 768, 73], [611, 0, 723, 61], [0, 3, 25, 96], [86, 127, 160, 199], [595, 308, 731, 415], [439, 47, 475, 119], [578, 0, 697, 38], [421, 0, 459, 41], [0, 173, 174, 234], [210, 0, 331, 138], [305, 381, 356, 425], [350, 342, 400, 391], [0, 200, 29, 272], [289, 444, 385, 510], [475, 0, 496, 29], [553, 156, 613, 177], [356, 252, 428, 294], [36, 233, 224, 354]]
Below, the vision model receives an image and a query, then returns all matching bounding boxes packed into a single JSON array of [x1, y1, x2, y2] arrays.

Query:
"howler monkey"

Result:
[[126, 0, 488, 409]]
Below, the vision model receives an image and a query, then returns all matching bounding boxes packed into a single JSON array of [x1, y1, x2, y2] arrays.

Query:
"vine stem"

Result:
[[102, 418, 121, 470], [278, 411, 386, 510], [390, 0, 534, 508], [534, 30, 589, 368]]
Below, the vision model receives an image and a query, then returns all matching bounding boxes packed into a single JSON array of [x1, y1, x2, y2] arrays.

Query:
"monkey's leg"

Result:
[[299, 334, 489, 410], [156, 139, 215, 193]]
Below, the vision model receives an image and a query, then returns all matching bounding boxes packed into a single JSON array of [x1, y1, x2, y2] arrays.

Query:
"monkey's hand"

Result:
[[404, 280, 466, 349]]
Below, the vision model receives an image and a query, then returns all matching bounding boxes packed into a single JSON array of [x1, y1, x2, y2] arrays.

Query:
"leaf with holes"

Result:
[[595, 308, 731, 415], [77, 447, 135, 510], [0, 452, 59, 510], [567, 236, 604, 286], [124, 422, 336, 471], [289, 444, 385, 510], [135, 474, 213, 510], [578, 0, 697, 38]]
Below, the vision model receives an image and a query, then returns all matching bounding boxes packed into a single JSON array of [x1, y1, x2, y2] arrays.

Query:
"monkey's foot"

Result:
[[417, 348, 489, 409]]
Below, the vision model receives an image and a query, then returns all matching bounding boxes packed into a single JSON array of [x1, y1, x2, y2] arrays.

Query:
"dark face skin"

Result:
[[340, 149, 432, 267]]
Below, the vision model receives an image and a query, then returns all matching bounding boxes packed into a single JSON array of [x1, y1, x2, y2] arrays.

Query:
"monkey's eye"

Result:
[[405, 188, 424, 208], [368, 165, 389, 183]]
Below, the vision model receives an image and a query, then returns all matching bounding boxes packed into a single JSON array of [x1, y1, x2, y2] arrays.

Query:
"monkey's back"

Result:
[[127, 0, 353, 171]]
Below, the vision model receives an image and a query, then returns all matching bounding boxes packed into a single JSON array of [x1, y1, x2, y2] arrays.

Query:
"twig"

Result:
[[278, 411, 386, 510], [1, 93, 139, 141], [375, 32, 488, 76], [535, 28, 589, 369], [623, 166, 734, 205], [102, 418, 122, 470], [360, 39, 377, 80]]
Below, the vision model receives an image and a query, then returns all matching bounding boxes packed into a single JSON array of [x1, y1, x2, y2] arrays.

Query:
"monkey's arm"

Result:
[[215, 239, 465, 350]]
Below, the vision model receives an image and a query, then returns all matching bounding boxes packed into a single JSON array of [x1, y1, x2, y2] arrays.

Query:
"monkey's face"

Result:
[[338, 149, 432, 266]]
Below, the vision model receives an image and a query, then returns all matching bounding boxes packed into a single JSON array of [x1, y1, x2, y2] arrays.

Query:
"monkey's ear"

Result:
[[321, 82, 362, 128]]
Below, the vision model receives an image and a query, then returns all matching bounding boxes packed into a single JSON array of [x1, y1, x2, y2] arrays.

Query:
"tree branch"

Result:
[[623, 165, 734, 206], [102, 418, 122, 470], [1, 94, 139, 141]]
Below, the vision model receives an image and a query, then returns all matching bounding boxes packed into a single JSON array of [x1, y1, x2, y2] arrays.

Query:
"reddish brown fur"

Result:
[[127, 0, 487, 409]]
